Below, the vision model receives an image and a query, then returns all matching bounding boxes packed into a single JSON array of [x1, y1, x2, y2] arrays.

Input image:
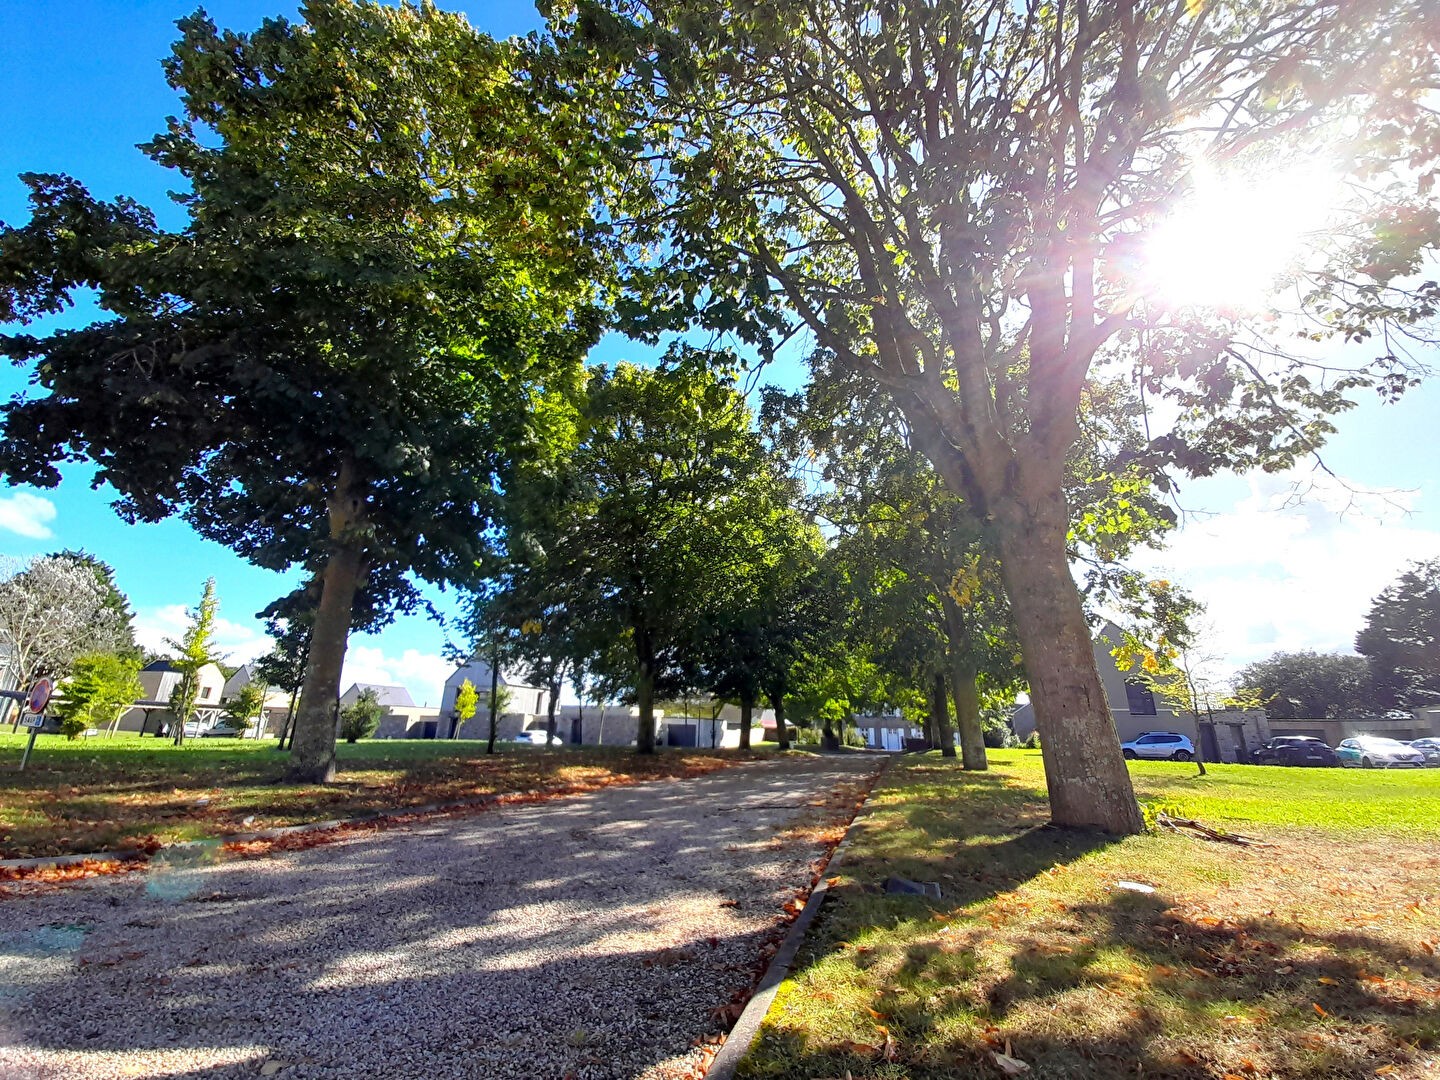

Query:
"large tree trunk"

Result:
[[636, 660, 657, 754], [821, 715, 840, 751], [739, 694, 753, 750], [940, 595, 988, 769], [771, 691, 789, 750], [930, 670, 956, 758], [286, 461, 366, 784], [992, 489, 1144, 834]]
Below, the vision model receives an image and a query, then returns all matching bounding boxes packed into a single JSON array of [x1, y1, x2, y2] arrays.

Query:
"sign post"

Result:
[[17, 678, 53, 772]]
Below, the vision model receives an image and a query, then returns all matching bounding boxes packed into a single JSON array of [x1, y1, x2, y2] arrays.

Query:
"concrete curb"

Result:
[[705, 755, 892, 1080]]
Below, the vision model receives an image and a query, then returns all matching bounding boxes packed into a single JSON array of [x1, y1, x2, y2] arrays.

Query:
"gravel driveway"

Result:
[[0, 753, 880, 1080]]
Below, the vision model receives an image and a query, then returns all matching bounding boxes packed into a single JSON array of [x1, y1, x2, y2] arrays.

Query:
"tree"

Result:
[[166, 579, 223, 745], [451, 679, 479, 740], [1356, 559, 1440, 708], [0, 1, 612, 782], [254, 593, 314, 750], [485, 682, 514, 750], [52, 652, 143, 739], [558, 0, 1438, 831], [223, 682, 269, 736], [484, 360, 798, 754], [0, 554, 131, 729], [339, 688, 384, 743], [49, 551, 138, 658], [1235, 651, 1371, 719]]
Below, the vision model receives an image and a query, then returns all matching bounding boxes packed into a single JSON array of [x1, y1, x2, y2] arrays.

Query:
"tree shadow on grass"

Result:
[[757, 885, 1439, 1080]]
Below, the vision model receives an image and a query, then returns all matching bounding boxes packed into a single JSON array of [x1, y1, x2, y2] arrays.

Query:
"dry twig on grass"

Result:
[[1156, 812, 1273, 848]]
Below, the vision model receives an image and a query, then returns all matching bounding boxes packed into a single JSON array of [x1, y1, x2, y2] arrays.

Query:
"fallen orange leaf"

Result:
[[1313, 1003, 1329, 1018]]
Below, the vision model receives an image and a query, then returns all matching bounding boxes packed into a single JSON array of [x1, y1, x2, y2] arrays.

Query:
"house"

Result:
[[221, 663, 294, 737], [115, 659, 227, 735], [0, 642, 20, 726], [340, 682, 440, 739], [851, 712, 924, 751], [1010, 623, 1268, 762], [430, 658, 552, 740]]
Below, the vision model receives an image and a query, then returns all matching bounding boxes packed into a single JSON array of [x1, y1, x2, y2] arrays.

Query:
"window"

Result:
[[536, 691, 544, 712], [1124, 681, 1157, 716]]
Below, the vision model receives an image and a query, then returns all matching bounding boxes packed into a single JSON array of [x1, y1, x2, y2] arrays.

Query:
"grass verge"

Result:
[[738, 750, 1440, 1080], [0, 731, 773, 860]]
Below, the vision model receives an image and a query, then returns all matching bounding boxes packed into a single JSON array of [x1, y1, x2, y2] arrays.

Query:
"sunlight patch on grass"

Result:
[[738, 751, 1440, 1080]]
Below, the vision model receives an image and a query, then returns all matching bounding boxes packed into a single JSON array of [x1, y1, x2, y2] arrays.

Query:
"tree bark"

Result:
[[992, 487, 1144, 834], [821, 715, 840, 751], [931, 670, 956, 758], [771, 691, 789, 750], [636, 660, 657, 754], [486, 646, 500, 754], [275, 687, 298, 749], [286, 460, 366, 784], [950, 664, 988, 770], [940, 594, 988, 769], [738, 694, 753, 750], [545, 679, 560, 747]]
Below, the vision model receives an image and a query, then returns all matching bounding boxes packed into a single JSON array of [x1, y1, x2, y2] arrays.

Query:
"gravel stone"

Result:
[[0, 754, 879, 1080]]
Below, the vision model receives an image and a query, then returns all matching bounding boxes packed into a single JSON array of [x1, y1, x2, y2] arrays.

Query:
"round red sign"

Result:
[[27, 678, 53, 714]]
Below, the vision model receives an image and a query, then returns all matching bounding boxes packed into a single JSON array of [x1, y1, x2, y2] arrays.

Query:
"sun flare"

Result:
[[1140, 162, 1341, 312]]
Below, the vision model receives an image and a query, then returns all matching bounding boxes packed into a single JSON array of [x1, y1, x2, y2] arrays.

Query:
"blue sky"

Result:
[[3, 1, 1438, 707]]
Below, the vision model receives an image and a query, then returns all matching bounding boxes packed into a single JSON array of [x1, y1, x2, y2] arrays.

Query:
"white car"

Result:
[[511, 730, 562, 747], [1335, 737, 1426, 768], [1120, 731, 1196, 761]]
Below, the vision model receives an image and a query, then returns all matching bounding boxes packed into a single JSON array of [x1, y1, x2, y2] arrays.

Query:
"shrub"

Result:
[[338, 688, 384, 743], [980, 709, 1017, 748], [1021, 731, 1041, 750]]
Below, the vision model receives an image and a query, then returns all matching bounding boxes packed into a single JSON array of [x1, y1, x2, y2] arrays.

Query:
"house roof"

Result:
[[343, 683, 416, 708], [143, 659, 180, 672]]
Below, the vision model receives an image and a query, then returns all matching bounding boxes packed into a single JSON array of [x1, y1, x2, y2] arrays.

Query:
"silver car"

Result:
[[1335, 737, 1426, 768], [1407, 738, 1440, 767]]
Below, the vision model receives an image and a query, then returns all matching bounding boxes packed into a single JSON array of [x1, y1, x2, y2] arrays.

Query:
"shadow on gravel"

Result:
[[0, 756, 882, 1080]]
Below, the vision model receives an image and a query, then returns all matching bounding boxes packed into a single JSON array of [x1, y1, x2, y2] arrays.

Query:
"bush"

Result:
[[842, 725, 868, 748], [1021, 731, 1041, 750], [57, 714, 91, 740], [338, 688, 384, 743], [980, 709, 1017, 748], [791, 726, 821, 746]]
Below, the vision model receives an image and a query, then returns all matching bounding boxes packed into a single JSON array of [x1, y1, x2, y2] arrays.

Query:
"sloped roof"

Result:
[[343, 683, 416, 708]]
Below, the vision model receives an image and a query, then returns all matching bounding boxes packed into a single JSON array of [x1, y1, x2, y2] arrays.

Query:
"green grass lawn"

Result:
[[739, 750, 1440, 1080], [0, 731, 769, 860]]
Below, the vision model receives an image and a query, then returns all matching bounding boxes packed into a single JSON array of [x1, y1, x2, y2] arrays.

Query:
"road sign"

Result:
[[27, 678, 53, 715]]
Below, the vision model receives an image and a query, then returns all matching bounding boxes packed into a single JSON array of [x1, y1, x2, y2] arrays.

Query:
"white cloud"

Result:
[[133, 604, 268, 666], [341, 645, 454, 710], [0, 492, 57, 540], [1138, 470, 1440, 678]]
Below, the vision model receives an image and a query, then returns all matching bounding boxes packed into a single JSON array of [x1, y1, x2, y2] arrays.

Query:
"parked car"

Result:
[[201, 721, 247, 738], [1120, 732, 1195, 761], [1407, 738, 1440, 767], [1250, 736, 1338, 767], [511, 730, 562, 747], [1335, 736, 1426, 768]]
